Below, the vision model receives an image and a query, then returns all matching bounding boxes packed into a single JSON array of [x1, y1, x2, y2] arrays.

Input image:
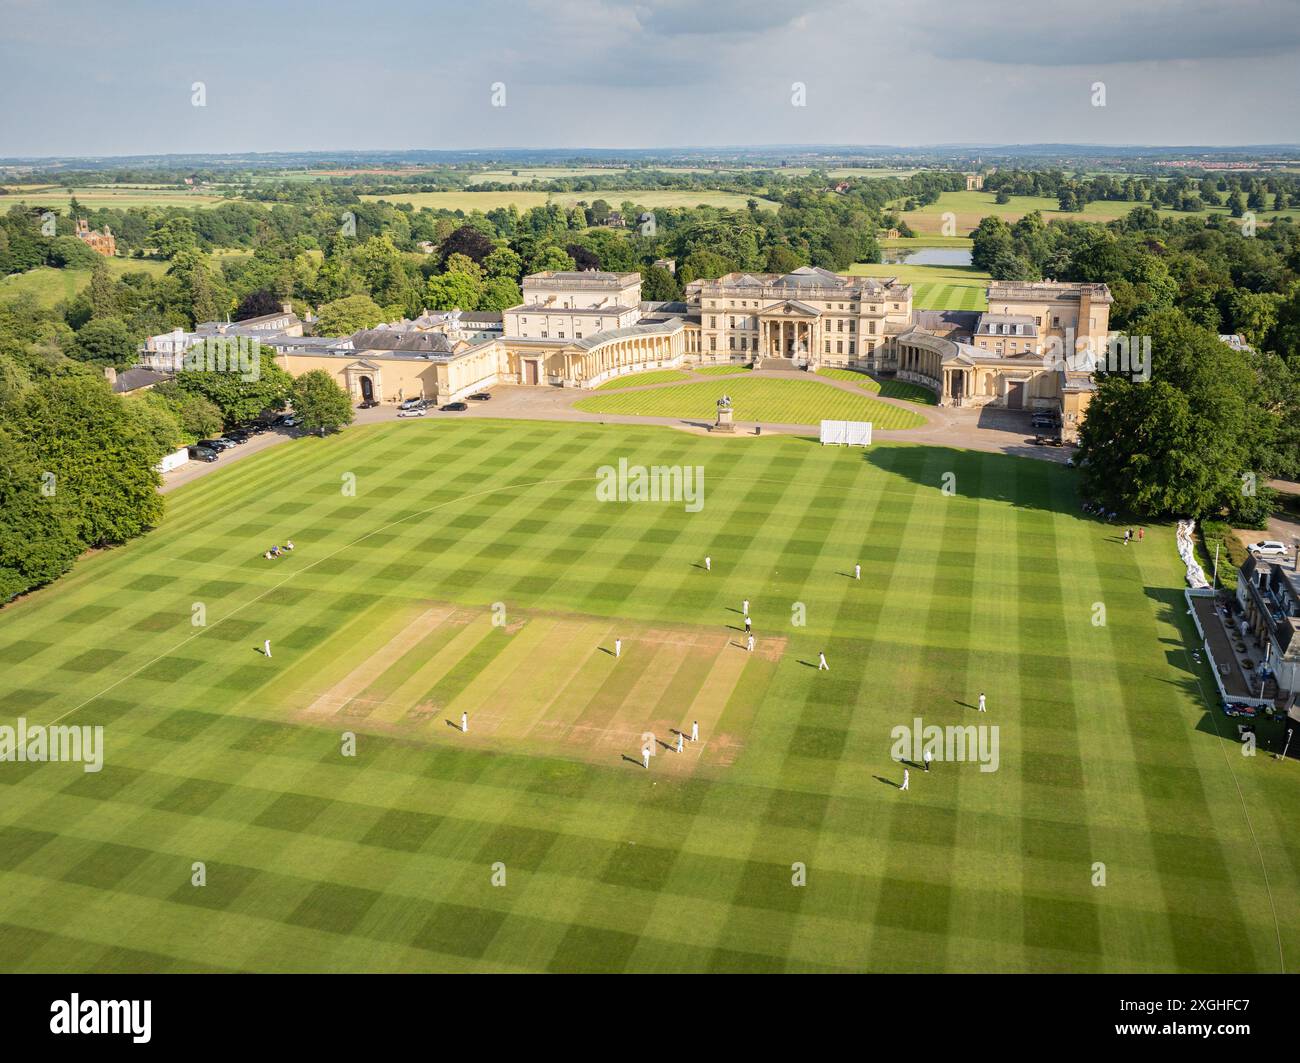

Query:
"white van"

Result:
[[1249, 540, 1289, 558]]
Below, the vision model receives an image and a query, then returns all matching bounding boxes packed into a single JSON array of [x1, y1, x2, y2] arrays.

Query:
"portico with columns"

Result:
[[758, 301, 819, 361]]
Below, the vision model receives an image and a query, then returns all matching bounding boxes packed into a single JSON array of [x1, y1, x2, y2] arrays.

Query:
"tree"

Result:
[[146, 381, 223, 441], [0, 427, 83, 602], [292, 369, 355, 435], [483, 246, 522, 282], [764, 245, 804, 274], [314, 294, 385, 337], [529, 246, 576, 273], [478, 276, 522, 312], [640, 265, 680, 302], [152, 216, 199, 259], [234, 288, 285, 321], [424, 267, 483, 311], [6, 376, 167, 547], [70, 316, 136, 368], [438, 225, 496, 266], [1076, 311, 1254, 517], [678, 249, 735, 283], [88, 259, 118, 319]]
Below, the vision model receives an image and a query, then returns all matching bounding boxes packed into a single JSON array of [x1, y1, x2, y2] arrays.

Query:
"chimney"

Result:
[[103, 366, 117, 386]]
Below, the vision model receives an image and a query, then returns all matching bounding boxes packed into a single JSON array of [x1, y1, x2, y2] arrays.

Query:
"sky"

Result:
[[1, 0, 1298, 157]]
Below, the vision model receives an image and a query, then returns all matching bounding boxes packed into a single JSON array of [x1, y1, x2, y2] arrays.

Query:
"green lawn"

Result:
[[594, 369, 693, 390], [815, 367, 939, 405], [692, 365, 752, 376], [847, 260, 989, 312], [0, 252, 251, 308], [573, 376, 927, 430], [0, 419, 1296, 973]]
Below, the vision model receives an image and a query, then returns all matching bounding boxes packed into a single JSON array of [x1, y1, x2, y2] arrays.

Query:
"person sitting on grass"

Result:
[[285, 540, 294, 551], [271, 545, 281, 558]]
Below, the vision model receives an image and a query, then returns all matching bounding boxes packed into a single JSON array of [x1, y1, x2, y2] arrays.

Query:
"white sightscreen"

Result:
[[820, 420, 873, 446]]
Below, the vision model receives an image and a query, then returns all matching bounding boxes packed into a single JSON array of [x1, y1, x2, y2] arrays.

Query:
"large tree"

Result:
[[292, 369, 355, 435], [0, 427, 83, 602], [7, 376, 168, 546], [172, 349, 294, 426], [314, 294, 385, 337]]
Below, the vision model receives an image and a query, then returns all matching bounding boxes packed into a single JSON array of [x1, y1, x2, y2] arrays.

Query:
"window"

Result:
[[729, 337, 735, 350], [836, 320, 843, 332], [709, 338, 716, 351], [825, 340, 831, 353], [1053, 316, 1060, 327], [868, 321, 876, 335], [836, 341, 843, 354], [848, 320, 855, 332], [729, 317, 735, 328], [849, 341, 855, 355], [710, 317, 717, 328], [576, 332, 582, 339]]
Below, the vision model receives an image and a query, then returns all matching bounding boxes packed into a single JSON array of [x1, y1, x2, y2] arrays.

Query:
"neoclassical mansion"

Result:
[[144, 267, 1109, 432]]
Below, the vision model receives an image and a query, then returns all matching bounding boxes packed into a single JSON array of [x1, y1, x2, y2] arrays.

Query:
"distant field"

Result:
[[0, 251, 251, 307], [361, 190, 780, 213], [1, 187, 229, 211], [846, 260, 989, 312], [897, 190, 1296, 236], [573, 376, 926, 430]]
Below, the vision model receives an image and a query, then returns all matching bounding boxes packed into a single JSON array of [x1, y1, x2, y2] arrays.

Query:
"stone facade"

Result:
[[234, 267, 1111, 422]]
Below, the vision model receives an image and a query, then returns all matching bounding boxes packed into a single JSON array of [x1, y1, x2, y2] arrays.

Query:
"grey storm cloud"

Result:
[[901, 0, 1300, 65]]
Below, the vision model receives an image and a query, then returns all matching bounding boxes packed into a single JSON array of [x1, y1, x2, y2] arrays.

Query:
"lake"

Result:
[[881, 247, 973, 267]]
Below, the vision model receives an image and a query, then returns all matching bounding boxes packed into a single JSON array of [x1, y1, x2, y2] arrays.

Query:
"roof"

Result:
[[350, 330, 459, 355], [571, 318, 685, 351], [774, 266, 848, 288], [912, 309, 980, 335], [111, 367, 173, 394]]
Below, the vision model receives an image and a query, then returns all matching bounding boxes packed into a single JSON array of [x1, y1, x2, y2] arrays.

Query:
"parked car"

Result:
[[441, 402, 469, 412], [397, 407, 427, 418], [468, 392, 492, 401], [198, 438, 234, 451], [358, 399, 379, 409], [226, 430, 251, 444], [1249, 541, 1290, 558], [399, 397, 426, 411], [188, 445, 218, 463], [1034, 433, 1064, 447]]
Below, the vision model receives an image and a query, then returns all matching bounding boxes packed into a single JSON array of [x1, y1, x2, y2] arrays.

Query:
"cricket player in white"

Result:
[[923, 748, 932, 772], [461, 711, 468, 733], [704, 555, 711, 572], [642, 747, 650, 769], [615, 637, 622, 658], [264, 639, 271, 658], [676, 733, 684, 753], [978, 692, 986, 712], [692, 720, 699, 742], [818, 651, 828, 671], [747, 633, 755, 653], [854, 563, 861, 580], [901, 768, 910, 791], [742, 599, 749, 616]]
